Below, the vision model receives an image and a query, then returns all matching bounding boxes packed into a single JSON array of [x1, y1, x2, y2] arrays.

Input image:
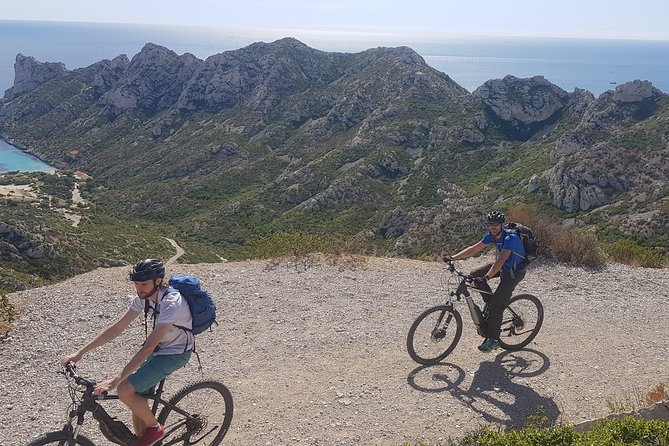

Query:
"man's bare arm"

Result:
[[60, 309, 139, 366], [94, 322, 172, 394]]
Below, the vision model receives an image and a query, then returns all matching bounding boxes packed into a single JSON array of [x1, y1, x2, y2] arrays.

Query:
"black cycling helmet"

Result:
[[486, 210, 506, 224], [128, 258, 165, 281]]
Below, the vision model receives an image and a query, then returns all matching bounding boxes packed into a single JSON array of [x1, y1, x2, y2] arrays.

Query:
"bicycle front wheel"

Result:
[[27, 430, 95, 446], [498, 294, 544, 351], [157, 380, 233, 446], [407, 305, 462, 365]]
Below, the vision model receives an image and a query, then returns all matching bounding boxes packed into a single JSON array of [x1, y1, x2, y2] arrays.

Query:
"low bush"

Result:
[[250, 232, 368, 272], [0, 290, 15, 333], [606, 382, 669, 414], [506, 206, 606, 268], [404, 417, 669, 446], [646, 383, 669, 406], [250, 232, 339, 259], [461, 417, 669, 445], [605, 239, 667, 268]]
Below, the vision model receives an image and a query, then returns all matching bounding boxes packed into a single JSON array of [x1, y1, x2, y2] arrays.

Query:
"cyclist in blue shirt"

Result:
[[443, 211, 527, 352]]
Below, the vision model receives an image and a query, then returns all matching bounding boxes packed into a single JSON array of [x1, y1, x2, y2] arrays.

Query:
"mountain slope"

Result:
[[0, 39, 667, 270]]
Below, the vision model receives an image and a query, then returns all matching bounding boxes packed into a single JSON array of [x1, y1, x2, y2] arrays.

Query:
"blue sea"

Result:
[[1, 20, 668, 172], [0, 138, 54, 173]]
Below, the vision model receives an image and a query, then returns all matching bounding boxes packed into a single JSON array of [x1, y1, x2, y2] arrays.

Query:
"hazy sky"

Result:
[[3, 0, 669, 40]]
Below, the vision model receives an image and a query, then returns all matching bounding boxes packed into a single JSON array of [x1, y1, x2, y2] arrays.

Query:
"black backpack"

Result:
[[505, 222, 538, 265]]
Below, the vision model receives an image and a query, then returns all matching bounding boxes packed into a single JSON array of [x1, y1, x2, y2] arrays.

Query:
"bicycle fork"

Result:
[[431, 305, 454, 340], [62, 407, 86, 443]]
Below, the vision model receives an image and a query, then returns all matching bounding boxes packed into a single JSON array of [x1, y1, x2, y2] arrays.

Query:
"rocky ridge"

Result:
[[544, 80, 667, 212], [0, 39, 667, 263]]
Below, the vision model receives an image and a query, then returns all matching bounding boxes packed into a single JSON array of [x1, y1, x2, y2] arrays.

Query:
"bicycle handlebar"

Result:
[[444, 259, 475, 281], [62, 363, 97, 390]]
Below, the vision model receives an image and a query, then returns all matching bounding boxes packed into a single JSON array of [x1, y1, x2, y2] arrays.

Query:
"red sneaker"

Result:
[[136, 424, 165, 446]]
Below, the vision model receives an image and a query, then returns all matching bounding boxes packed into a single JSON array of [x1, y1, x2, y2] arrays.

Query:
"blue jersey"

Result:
[[481, 228, 526, 271]]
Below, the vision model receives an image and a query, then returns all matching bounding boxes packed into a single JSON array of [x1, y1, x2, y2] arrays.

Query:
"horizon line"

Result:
[[2, 18, 669, 43]]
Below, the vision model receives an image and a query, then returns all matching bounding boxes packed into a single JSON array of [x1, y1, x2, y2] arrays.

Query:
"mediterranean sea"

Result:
[[0, 138, 54, 173]]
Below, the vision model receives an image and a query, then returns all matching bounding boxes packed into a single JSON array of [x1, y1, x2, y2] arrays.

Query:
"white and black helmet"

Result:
[[486, 210, 506, 224]]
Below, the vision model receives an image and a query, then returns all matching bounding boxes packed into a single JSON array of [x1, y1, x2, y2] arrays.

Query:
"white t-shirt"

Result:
[[129, 288, 194, 355]]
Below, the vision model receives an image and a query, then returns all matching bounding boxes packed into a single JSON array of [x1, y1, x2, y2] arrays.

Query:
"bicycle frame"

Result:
[[446, 262, 539, 340], [59, 366, 198, 446], [447, 264, 490, 337]]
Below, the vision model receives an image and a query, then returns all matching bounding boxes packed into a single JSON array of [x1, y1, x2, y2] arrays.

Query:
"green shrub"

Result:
[[459, 425, 577, 446], [249, 231, 337, 259], [248, 231, 369, 271], [442, 417, 669, 446], [606, 239, 667, 268], [0, 290, 15, 333], [585, 417, 669, 446]]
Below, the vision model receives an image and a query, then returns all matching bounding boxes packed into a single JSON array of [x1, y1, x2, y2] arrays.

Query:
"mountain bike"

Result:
[[407, 260, 543, 365], [27, 364, 233, 445]]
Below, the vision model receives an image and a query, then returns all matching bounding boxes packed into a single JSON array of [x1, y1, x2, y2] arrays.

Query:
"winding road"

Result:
[[164, 237, 185, 266]]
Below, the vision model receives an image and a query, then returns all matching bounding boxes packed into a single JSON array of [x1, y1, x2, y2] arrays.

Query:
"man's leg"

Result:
[[118, 380, 157, 434], [133, 412, 148, 437], [486, 270, 526, 341], [124, 352, 191, 439]]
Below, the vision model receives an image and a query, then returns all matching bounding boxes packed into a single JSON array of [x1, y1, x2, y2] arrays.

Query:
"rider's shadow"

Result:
[[407, 349, 560, 429]]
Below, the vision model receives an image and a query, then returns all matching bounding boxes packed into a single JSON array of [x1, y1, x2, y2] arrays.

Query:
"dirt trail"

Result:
[[164, 237, 185, 266], [1, 256, 668, 445]]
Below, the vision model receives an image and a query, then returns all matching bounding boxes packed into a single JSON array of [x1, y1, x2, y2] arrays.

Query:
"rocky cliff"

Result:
[[472, 75, 573, 139], [544, 80, 667, 213], [2, 55, 67, 101]]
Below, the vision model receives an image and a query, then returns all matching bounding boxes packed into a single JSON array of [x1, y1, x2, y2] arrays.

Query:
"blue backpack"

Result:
[[167, 274, 217, 335]]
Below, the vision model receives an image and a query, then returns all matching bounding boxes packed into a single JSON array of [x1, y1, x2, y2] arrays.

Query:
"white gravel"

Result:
[[1, 255, 668, 445]]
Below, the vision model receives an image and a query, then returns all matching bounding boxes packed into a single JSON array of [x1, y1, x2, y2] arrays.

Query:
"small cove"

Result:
[[0, 138, 55, 173]]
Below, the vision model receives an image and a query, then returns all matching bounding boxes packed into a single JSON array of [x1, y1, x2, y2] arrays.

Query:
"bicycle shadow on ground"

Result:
[[407, 348, 560, 429]]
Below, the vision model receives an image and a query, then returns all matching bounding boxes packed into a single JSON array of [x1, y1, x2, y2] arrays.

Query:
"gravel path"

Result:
[[1, 255, 668, 445]]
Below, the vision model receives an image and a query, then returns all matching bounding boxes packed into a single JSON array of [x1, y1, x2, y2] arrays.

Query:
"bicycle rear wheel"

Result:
[[26, 430, 94, 445], [157, 380, 233, 446], [407, 305, 462, 365], [498, 294, 543, 351]]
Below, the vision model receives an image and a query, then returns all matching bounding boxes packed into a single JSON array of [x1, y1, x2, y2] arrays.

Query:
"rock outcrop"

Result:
[[472, 75, 571, 139], [301, 178, 376, 212], [0, 221, 54, 262], [86, 55, 131, 98], [99, 43, 203, 115], [543, 80, 668, 212], [3, 54, 68, 100]]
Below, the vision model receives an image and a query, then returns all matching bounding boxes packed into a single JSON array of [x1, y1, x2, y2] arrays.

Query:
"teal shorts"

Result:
[[128, 351, 191, 396]]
